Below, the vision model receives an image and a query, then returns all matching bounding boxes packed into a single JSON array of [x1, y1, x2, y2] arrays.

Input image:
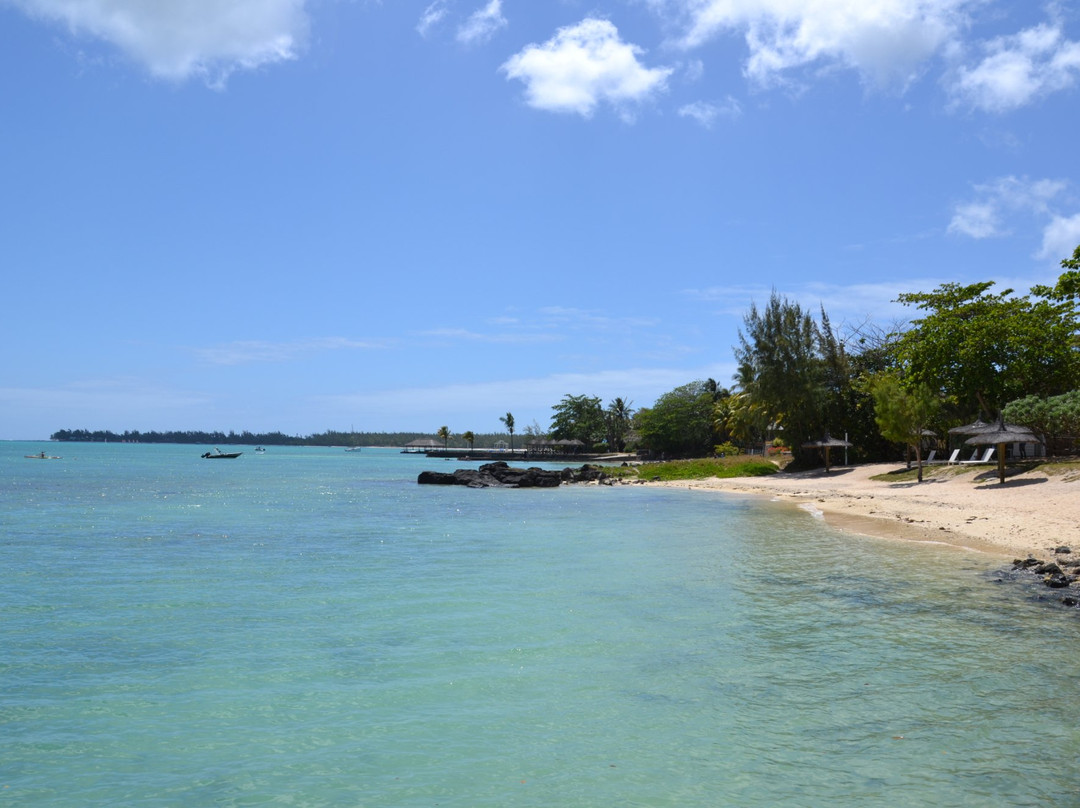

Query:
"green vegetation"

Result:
[[635, 381, 721, 458], [634, 456, 780, 482], [868, 374, 941, 482], [499, 412, 515, 451]]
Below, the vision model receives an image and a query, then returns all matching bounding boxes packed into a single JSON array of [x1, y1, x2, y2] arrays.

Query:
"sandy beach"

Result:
[[664, 461, 1080, 561]]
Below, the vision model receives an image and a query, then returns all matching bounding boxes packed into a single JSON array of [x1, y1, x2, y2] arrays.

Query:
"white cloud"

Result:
[[666, 0, 967, 89], [457, 0, 507, 46], [949, 176, 1069, 240], [417, 0, 449, 39], [195, 337, 386, 365], [501, 18, 673, 118], [1038, 213, 1080, 261], [948, 201, 1001, 238], [950, 22, 1080, 112], [415, 327, 563, 344], [7, 0, 307, 85], [678, 97, 742, 127]]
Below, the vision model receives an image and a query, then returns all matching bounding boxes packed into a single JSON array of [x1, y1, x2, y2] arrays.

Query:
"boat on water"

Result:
[[255, 447, 266, 454], [25, 451, 61, 459], [202, 449, 243, 459], [344, 447, 362, 452]]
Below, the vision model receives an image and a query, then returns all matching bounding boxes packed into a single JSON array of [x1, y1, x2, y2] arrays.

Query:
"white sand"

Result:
[[660, 461, 1080, 560]]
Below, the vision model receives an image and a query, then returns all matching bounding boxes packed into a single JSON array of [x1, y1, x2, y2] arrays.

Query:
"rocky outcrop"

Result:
[[417, 462, 628, 489], [418, 461, 563, 488]]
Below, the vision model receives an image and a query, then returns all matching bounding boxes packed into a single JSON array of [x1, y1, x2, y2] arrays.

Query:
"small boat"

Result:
[[202, 449, 243, 459], [25, 451, 61, 459], [255, 446, 266, 454], [344, 447, 362, 452]]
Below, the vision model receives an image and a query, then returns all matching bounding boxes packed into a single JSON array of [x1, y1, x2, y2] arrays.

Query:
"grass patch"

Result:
[[631, 456, 780, 482]]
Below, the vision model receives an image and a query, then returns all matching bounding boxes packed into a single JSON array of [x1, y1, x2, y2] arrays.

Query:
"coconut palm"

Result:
[[436, 425, 451, 449], [462, 430, 475, 451], [499, 412, 515, 451]]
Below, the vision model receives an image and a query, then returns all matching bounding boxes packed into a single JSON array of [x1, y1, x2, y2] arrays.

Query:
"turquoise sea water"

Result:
[[2, 442, 1079, 807]]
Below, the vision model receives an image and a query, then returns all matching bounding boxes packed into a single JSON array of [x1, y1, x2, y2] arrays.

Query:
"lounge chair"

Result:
[[943, 449, 961, 465], [960, 447, 995, 464]]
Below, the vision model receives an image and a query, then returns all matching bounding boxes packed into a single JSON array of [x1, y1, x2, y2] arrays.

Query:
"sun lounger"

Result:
[[960, 447, 995, 464], [943, 449, 961, 465]]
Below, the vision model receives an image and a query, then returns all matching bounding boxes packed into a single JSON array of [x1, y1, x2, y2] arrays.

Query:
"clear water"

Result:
[[2, 443, 1078, 807]]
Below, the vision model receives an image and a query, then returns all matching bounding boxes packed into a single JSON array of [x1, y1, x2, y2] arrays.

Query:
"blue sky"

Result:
[[3, 0, 1079, 440]]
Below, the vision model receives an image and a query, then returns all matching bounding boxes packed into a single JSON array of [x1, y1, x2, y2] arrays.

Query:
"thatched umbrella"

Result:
[[948, 418, 991, 436], [801, 431, 852, 472], [964, 415, 1038, 484]]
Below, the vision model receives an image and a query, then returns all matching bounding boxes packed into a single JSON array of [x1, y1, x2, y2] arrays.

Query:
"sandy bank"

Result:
[[661, 461, 1080, 561]]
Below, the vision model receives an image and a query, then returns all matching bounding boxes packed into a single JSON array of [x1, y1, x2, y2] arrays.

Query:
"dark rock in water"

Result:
[[417, 470, 459, 485], [1033, 562, 1063, 576], [1045, 573, 1072, 589], [1014, 557, 1041, 569], [1061, 596, 1079, 607], [418, 461, 563, 489]]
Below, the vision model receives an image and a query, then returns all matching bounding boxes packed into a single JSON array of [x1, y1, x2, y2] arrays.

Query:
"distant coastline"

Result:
[[48, 428, 516, 448]]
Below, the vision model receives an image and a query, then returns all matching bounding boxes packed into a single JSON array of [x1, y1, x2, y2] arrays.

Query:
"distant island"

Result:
[[48, 428, 514, 448]]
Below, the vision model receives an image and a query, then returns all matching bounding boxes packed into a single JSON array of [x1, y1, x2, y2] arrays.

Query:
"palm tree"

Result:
[[499, 412, 515, 452], [605, 397, 634, 452], [462, 430, 476, 452], [436, 425, 451, 449]]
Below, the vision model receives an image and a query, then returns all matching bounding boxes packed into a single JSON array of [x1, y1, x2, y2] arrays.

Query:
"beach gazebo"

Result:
[[964, 416, 1039, 484], [801, 432, 852, 473], [403, 438, 442, 453]]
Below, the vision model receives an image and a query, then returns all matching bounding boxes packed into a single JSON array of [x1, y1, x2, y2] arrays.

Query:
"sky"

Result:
[[3, 0, 1080, 440]]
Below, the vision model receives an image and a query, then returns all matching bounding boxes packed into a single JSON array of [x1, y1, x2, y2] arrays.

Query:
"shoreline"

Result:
[[652, 461, 1080, 562]]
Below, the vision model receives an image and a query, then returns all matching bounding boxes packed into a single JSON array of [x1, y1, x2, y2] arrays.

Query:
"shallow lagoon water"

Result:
[[3, 443, 1078, 806]]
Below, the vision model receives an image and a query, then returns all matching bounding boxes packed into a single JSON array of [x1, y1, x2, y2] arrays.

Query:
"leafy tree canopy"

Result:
[[734, 293, 832, 461], [634, 381, 716, 458], [893, 273, 1080, 417], [550, 394, 605, 447], [868, 373, 942, 481]]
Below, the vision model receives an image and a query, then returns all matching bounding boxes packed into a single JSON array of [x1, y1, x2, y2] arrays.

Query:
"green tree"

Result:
[[735, 293, 825, 463], [604, 397, 634, 452], [499, 412, 515, 451], [1004, 390, 1080, 453], [461, 430, 476, 451], [635, 381, 717, 457], [868, 374, 941, 482], [550, 395, 605, 447], [893, 277, 1080, 417], [436, 425, 451, 449]]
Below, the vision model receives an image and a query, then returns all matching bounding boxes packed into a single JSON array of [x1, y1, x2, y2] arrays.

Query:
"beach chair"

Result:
[[943, 449, 961, 465], [923, 450, 937, 464], [960, 447, 995, 464]]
